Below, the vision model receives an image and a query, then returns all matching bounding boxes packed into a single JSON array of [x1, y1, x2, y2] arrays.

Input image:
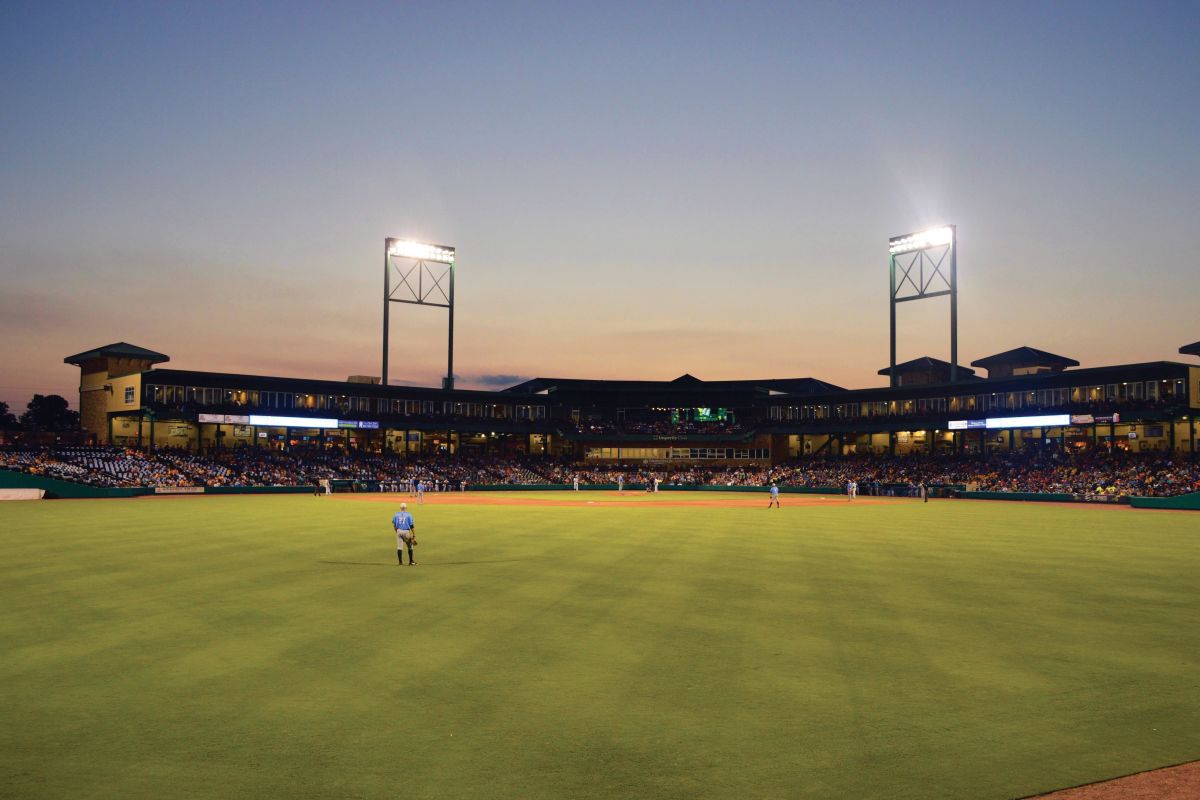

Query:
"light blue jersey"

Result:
[[769, 485, 779, 499], [392, 511, 414, 531]]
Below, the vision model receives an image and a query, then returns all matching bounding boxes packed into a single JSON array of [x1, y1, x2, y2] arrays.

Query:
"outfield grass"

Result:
[[1, 494, 1198, 799]]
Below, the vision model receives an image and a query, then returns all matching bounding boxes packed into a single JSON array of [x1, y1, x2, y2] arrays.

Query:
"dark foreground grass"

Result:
[[1, 494, 1197, 799]]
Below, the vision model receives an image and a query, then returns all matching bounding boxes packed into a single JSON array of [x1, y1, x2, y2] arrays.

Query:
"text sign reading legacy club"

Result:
[[948, 414, 1071, 431]]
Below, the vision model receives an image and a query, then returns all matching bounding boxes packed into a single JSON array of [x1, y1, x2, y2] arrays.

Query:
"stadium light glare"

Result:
[[387, 238, 456, 264], [889, 226, 954, 254]]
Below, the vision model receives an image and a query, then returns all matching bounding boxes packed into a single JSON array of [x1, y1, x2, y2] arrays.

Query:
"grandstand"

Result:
[[55, 339, 1200, 466], [12, 335, 1200, 503]]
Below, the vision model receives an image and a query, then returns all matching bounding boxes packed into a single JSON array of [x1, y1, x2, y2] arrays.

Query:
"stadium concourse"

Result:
[[2, 447, 1199, 500]]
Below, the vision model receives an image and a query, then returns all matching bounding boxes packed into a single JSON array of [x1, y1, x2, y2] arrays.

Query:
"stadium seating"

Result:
[[2, 447, 1198, 499]]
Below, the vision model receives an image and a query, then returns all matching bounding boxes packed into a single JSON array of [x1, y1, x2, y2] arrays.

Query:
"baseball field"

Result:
[[1, 492, 1197, 799]]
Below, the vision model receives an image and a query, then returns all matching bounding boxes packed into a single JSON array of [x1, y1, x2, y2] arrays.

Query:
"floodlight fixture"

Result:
[[382, 236, 457, 390], [889, 226, 954, 255], [888, 225, 958, 386], [388, 239, 456, 264]]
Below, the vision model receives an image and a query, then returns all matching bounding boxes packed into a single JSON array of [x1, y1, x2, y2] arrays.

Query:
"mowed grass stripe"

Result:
[[0, 495, 1197, 799]]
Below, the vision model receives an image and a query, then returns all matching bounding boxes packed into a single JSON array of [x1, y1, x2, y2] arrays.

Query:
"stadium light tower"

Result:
[[888, 225, 958, 386], [383, 237, 456, 389]]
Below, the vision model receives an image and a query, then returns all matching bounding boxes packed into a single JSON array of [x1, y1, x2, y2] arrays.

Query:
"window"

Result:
[[515, 404, 545, 420], [124, 386, 135, 404]]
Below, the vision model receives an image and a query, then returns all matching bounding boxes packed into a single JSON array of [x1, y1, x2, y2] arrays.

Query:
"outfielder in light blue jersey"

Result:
[[768, 483, 780, 509], [392, 502, 417, 566]]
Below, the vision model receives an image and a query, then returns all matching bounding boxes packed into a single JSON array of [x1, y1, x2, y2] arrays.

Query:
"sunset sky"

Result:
[[3, 1, 1198, 410]]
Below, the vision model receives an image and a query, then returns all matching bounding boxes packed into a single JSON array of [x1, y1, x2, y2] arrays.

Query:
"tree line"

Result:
[[0, 395, 80, 432]]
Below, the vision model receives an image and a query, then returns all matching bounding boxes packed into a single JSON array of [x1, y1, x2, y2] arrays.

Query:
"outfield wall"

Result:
[[1129, 491, 1200, 511], [0, 470, 310, 499], [959, 491, 1080, 503], [0, 470, 148, 499]]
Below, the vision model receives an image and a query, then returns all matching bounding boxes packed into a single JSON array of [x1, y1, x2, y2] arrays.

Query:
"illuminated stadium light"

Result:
[[383, 235, 458, 390], [387, 238, 456, 264], [248, 415, 340, 429], [888, 224, 959, 385], [889, 226, 954, 254]]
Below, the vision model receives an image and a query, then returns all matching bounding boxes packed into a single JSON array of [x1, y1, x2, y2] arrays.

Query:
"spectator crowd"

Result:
[[2, 446, 1198, 499]]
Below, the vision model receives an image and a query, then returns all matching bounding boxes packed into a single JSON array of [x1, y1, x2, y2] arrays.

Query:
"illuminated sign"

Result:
[[948, 415, 1070, 430], [248, 415, 339, 429], [671, 408, 728, 423], [337, 420, 381, 429], [198, 413, 250, 424], [1073, 413, 1121, 425], [985, 414, 1070, 430]]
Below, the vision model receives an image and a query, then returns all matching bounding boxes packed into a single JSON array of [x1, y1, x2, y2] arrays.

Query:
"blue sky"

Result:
[[2, 1, 1198, 407]]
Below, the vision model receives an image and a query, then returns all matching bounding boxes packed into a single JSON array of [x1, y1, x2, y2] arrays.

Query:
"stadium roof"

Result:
[[970, 346, 1079, 369], [64, 342, 169, 366], [876, 357, 977, 378], [502, 375, 844, 395], [143, 368, 517, 400], [1180, 341, 1200, 357]]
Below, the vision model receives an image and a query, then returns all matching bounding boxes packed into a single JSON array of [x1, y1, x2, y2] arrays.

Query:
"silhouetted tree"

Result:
[[20, 394, 79, 431], [0, 401, 17, 429]]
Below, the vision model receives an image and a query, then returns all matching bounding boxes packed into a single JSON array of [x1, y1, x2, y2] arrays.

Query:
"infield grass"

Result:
[[1, 493, 1198, 799]]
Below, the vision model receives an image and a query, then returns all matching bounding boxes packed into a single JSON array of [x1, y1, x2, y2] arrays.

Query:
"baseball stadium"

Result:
[[3, 227, 1200, 800]]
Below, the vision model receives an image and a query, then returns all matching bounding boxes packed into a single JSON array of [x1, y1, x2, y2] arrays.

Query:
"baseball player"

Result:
[[392, 502, 417, 566]]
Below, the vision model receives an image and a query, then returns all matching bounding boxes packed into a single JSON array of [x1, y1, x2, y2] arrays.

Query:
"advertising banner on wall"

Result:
[[198, 414, 250, 425]]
